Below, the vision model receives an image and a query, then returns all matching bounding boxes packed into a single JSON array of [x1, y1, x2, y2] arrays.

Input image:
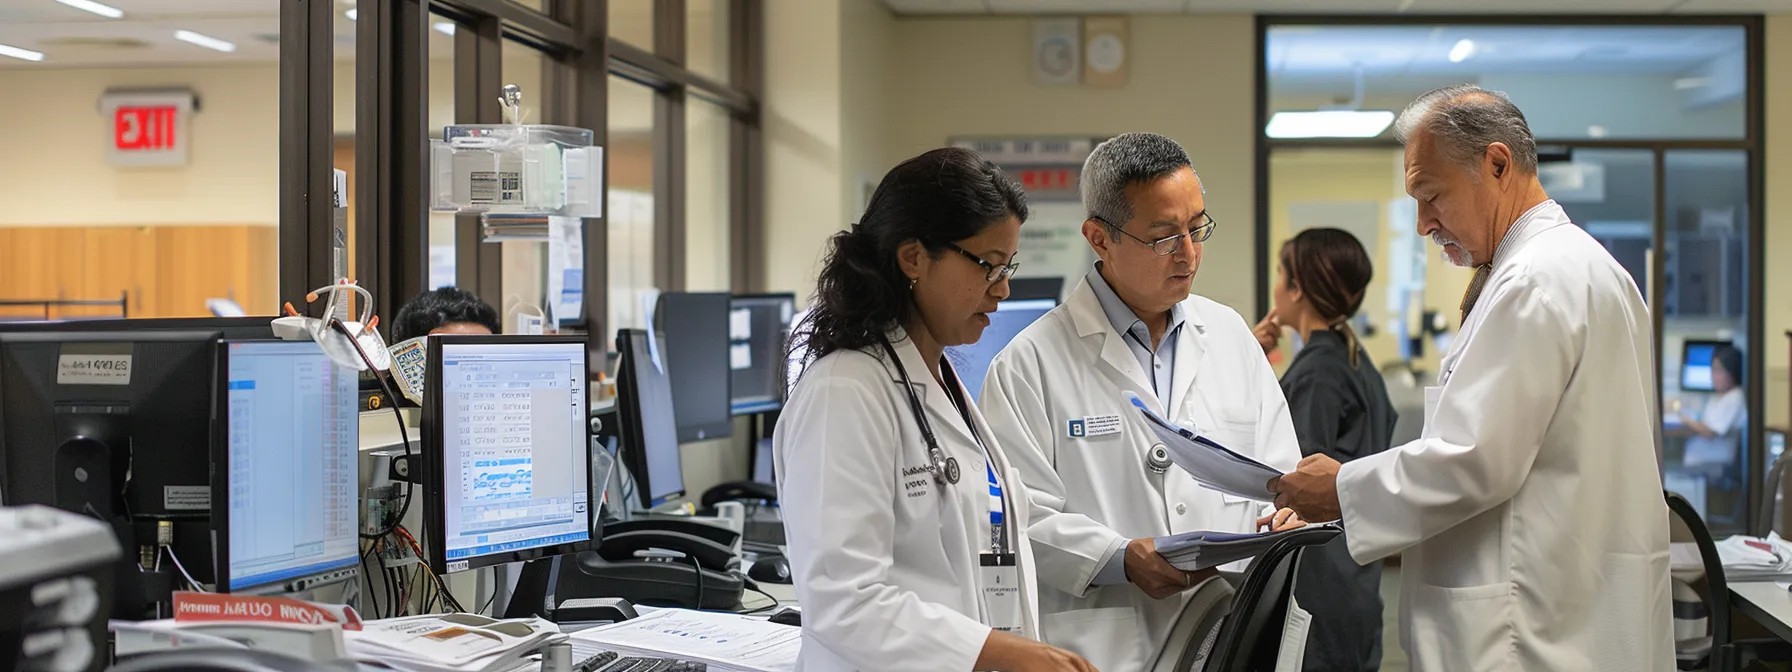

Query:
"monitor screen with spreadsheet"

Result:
[[422, 335, 593, 574], [212, 340, 361, 594]]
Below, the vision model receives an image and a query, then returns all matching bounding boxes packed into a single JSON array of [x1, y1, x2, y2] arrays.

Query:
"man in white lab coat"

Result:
[[980, 133, 1304, 671], [1270, 85, 1674, 671]]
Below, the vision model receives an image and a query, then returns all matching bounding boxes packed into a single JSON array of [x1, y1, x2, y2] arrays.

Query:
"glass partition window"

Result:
[[1266, 24, 1746, 141], [0, 2, 282, 319], [609, 1, 655, 51], [685, 98, 732, 292], [687, 0, 730, 84], [608, 76, 657, 334]]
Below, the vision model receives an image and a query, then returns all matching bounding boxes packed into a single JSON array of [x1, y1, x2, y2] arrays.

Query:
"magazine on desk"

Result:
[[346, 613, 566, 672]]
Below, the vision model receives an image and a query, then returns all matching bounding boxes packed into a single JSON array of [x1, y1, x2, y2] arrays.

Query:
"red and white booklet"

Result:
[[172, 592, 363, 631]]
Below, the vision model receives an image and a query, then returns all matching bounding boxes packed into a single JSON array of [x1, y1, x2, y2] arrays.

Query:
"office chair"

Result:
[[1179, 525, 1342, 672], [1666, 491, 1792, 671]]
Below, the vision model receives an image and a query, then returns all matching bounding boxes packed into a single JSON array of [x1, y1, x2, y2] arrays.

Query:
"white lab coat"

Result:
[[774, 331, 1043, 672], [1335, 202, 1674, 671], [979, 282, 1302, 671]]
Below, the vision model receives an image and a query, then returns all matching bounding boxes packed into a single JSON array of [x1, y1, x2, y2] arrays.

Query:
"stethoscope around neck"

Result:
[[878, 336, 1011, 555]]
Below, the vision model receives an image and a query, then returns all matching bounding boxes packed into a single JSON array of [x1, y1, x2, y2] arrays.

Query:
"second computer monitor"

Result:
[[1681, 339, 1731, 392], [423, 335, 594, 574], [655, 292, 733, 442], [615, 329, 685, 508], [946, 298, 1058, 403], [729, 294, 796, 416], [212, 340, 360, 594]]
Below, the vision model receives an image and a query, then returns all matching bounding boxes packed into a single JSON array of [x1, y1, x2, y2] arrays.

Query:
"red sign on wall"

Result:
[[99, 90, 195, 166], [115, 106, 179, 151]]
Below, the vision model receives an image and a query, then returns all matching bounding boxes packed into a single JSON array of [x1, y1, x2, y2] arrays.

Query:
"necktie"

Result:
[[1460, 264, 1492, 323]]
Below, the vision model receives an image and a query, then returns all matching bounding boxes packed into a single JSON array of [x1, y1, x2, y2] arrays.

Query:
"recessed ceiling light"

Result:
[[1674, 77, 1711, 90], [433, 22, 456, 36], [0, 44, 44, 62], [1448, 39, 1476, 63], [345, 8, 357, 20], [54, 0, 124, 19], [174, 30, 237, 53], [1266, 110, 1396, 139]]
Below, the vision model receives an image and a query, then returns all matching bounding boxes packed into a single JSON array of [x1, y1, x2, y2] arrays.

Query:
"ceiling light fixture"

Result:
[[54, 0, 125, 19], [345, 8, 357, 20], [0, 44, 45, 62], [433, 22, 456, 36], [1265, 110, 1396, 139], [174, 30, 237, 53], [1449, 39, 1476, 63]]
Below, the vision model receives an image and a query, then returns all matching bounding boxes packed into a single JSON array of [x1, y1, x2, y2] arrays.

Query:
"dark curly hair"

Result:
[[792, 147, 1028, 368], [392, 287, 500, 342]]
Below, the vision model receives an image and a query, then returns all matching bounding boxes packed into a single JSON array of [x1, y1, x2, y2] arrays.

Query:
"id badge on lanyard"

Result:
[[980, 552, 1021, 634]]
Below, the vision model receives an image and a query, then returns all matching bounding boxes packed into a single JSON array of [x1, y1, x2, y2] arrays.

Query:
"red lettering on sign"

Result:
[[114, 106, 178, 151]]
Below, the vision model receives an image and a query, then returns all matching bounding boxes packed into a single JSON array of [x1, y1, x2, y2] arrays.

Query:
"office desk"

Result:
[[1731, 580, 1792, 643]]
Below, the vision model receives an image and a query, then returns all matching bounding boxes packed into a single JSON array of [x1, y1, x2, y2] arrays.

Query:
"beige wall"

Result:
[[841, 0, 898, 227], [762, 0, 847, 303], [0, 65, 280, 227], [884, 15, 1259, 314]]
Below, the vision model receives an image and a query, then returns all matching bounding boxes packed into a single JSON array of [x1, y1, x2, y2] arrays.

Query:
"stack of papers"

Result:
[[1713, 532, 1792, 581], [569, 609, 800, 672], [345, 613, 565, 672], [1125, 392, 1284, 501], [1155, 522, 1343, 572]]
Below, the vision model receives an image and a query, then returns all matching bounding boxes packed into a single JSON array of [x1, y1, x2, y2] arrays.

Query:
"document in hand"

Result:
[[1124, 391, 1284, 501], [345, 613, 566, 672], [1155, 522, 1344, 572]]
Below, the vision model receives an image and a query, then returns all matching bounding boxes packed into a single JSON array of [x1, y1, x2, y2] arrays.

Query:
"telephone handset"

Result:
[[557, 518, 748, 611]]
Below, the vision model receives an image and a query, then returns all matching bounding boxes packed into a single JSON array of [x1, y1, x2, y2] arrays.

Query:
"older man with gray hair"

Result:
[[980, 132, 1305, 671], [1271, 85, 1674, 670]]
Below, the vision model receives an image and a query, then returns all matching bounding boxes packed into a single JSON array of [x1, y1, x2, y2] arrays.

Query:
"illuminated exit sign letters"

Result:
[[100, 89, 197, 167]]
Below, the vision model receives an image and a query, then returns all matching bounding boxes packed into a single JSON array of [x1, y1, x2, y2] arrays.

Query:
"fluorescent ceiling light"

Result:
[[1265, 110, 1396, 139], [1449, 39, 1476, 63], [0, 44, 45, 62], [433, 22, 456, 36], [345, 8, 357, 20], [174, 30, 236, 53], [54, 0, 125, 18], [1674, 77, 1711, 90]]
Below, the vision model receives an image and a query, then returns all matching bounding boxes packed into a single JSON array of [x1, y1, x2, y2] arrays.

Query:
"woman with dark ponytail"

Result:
[[774, 148, 1094, 672], [1257, 227, 1397, 672]]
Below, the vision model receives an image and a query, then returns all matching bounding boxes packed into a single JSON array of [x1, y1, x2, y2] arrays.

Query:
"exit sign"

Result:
[[99, 89, 196, 167]]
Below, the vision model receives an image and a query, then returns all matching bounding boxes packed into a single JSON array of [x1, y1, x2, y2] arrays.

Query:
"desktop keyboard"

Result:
[[574, 650, 707, 672]]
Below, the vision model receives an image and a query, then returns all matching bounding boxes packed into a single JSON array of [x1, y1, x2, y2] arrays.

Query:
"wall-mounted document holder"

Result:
[[430, 124, 603, 219]]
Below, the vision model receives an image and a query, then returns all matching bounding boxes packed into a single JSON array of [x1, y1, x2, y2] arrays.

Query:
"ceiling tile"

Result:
[[1189, 0, 1405, 13], [881, 0, 989, 14]]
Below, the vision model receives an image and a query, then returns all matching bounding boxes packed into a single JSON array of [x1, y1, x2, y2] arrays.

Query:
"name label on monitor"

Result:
[[56, 353, 134, 386], [164, 486, 210, 511]]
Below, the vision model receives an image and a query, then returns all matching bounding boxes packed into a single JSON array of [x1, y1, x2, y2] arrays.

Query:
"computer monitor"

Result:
[[945, 299, 1059, 402], [751, 438, 775, 484], [655, 293, 733, 442], [615, 329, 685, 508], [1681, 339, 1731, 392], [1007, 277, 1065, 303], [729, 294, 796, 416], [211, 340, 360, 594], [0, 330, 223, 613], [0, 317, 277, 340], [422, 335, 594, 574]]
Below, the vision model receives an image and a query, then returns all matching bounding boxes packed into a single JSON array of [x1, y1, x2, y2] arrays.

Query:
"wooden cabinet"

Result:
[[0, 225, 277, 319]]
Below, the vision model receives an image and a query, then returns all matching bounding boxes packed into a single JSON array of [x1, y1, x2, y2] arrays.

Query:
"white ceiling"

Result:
[[882, 0, 1792, 14], [0, 0, 458, 69]]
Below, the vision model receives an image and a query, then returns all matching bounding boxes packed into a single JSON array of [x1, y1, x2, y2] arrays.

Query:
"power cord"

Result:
[[688, 555, 705, 611], [395, 526, 466, 613], [739, 586, 780, 615], [360, 544, 383, 618], [160, 546, 207, 593], [328, 318, 414, 541]]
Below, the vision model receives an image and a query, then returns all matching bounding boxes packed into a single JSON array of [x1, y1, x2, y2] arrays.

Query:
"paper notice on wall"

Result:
[[731, 343, 752, 371], [731, 308, 752, 341], [546, 215, 585, 327]]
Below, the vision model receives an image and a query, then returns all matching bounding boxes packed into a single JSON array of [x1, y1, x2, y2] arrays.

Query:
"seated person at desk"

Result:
[[392, 287, 501, 342], [1681, 343, 1746, 469]]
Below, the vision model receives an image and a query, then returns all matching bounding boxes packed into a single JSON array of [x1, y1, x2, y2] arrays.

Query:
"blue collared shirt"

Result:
[[1085, 262, 1187, 587], [1085, 263, 1187, 409]]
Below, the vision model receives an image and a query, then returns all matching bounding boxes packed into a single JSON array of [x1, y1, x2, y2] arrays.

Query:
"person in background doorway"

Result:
[[391, 287, 501, 342], [1681, 344, 1746, 469], [1257, 227, 1396, 672]]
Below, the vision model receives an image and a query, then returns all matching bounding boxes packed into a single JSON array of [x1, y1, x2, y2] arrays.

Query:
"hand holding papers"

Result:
[[1124, 391, 1284, 501], [1154, 522, 1343, 572]]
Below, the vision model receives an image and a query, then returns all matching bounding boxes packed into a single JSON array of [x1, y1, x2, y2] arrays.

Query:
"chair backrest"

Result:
[[1667, 490, 1731, 647], [1202, 525, 1342, 672]]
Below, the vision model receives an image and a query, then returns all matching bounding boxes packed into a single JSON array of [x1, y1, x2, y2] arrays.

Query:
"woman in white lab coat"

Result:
[[774, 148, 1094, 672], [1681, 343, 1746, 469]]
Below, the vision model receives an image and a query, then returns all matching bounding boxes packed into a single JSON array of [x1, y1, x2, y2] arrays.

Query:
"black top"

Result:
[[1278, 328, 1398, 672]]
